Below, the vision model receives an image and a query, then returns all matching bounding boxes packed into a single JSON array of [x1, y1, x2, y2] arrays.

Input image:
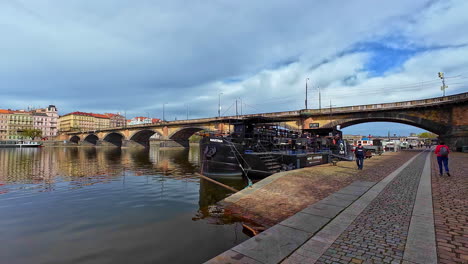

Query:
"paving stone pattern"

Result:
[[316, 153, 427, 264], [431, 152, 468, 264]]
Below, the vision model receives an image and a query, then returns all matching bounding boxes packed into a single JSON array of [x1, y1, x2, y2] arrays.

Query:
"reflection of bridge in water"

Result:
[[59, 93, 468, 150], [0, 147, 244, 231], [0, 147, 201, 187]]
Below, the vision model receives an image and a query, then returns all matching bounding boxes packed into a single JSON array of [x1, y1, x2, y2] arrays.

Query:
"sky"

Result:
[[1, 0, 468, 136]]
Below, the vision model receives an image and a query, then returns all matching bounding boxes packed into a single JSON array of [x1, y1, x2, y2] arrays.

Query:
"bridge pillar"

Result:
[[440, 126, 468, 152], [150, 139, 189, 149], [122, 140, 146, 148]]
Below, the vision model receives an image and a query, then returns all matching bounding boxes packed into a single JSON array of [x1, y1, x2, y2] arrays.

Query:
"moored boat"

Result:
[[200, 117, 352, 179], [0, 140, 42, 148]]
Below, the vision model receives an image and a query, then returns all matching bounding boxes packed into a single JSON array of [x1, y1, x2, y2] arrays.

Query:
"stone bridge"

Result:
[[58, 92, 468, 150]]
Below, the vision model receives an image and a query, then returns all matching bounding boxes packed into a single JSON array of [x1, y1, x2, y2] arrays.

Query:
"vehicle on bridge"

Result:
[[200, 117, 352, 178]]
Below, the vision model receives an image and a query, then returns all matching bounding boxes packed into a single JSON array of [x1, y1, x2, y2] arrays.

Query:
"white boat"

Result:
[[0, 140, 42, 148]]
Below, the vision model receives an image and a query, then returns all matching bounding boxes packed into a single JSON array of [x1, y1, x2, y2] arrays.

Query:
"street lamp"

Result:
[[317, 86, 321, 111], [218, 92, 223, 117], [438, 72, 448, 96], [163, 103, 167, 121], [305, 78, 309, 109]]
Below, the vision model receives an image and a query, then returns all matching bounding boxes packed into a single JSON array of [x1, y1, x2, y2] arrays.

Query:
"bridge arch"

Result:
[[168, 127, 209, 141], [83, 134, 99, 145], [321, 114, 447, 135], [69, 135, 80, 144], [129, 129, 162, 147], [103, 132, 125, 147]]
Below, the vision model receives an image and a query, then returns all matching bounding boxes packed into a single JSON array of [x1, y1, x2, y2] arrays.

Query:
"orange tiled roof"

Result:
[[0, 109, 11, 114], [63, 111, 110, 119], [10, 110, 31, 114], [91, 113, 109, 119]]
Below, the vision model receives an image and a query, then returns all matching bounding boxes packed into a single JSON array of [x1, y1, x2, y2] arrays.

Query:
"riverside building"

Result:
[[0, 109, 9, 140], [32, 105, 59, 138], [58, 111, 124, 132], [8, 110, 33, 140], [105, 113, 126, 128], [128, 117, 161, 126], [59, 112, 108, 132], [0, 106, 59, 140]]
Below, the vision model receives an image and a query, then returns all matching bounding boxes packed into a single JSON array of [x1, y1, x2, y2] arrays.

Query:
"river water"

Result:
[[0, 147, 250, 264]]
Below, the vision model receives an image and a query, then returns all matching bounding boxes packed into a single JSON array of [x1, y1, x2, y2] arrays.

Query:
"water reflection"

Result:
[[0, 147, 200, 184], [0, 147, 249, 264]]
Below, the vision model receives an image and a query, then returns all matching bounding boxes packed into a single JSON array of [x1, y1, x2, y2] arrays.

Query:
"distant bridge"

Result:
[[58, 92, 468, 150]]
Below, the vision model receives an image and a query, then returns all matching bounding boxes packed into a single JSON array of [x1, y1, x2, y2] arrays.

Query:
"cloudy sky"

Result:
[[1, 0, 467, 136]]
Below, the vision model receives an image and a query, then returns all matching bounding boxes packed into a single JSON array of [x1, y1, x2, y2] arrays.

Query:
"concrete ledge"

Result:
[[230, 224, 312, 264], [206, 180, 375, 264], [206, 250, 262, 264]]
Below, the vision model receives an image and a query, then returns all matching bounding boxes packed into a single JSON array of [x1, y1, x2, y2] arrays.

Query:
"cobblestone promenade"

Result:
[[314, 153, 427, 264], [431, 152, 468, 264], [208, 150, 468, 264]]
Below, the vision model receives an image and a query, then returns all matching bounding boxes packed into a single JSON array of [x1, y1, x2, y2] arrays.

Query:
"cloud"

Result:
[[0, 0, 466, 127]]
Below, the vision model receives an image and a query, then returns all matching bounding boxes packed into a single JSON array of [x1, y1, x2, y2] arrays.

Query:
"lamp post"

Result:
[[317, 86, 321, 111], [305, 78, 309, 109], [218, 92, 223, 117], [163, 103, 166, 121], [438, 72, 448, 96]]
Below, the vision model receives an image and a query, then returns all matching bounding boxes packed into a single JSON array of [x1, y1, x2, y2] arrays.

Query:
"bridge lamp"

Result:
[[438, 72, 447, 96], [305, 78, 309, 109], [218, 93, 223, 117]]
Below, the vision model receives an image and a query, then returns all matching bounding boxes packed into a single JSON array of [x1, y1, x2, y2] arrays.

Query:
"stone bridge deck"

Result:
[[59, 92, 468, 150]]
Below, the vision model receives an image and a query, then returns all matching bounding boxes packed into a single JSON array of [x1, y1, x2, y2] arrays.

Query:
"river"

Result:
[[0, 147, 249, 264]]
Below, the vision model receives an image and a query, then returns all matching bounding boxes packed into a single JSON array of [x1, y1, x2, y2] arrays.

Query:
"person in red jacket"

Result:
[[434, 141, 450, 176]]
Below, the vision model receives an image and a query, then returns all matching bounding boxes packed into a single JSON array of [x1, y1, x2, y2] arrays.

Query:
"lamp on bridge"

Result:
[[218, 92, 223, 117], [438, 72, 448, 96]]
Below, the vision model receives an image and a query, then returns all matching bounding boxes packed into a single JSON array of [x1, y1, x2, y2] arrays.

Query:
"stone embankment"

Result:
[[222, 150, 421, 230]]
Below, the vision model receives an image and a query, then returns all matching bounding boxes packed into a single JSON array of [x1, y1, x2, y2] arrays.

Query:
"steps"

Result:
[[259, 154, 282, 173]]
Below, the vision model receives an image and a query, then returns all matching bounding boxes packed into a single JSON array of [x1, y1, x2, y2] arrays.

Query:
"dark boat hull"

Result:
[[199, 136, 345, 179], [200, 137, 244, 178]]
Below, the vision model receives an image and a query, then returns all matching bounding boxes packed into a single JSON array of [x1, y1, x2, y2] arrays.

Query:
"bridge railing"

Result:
[[300, 92, 468, 115]]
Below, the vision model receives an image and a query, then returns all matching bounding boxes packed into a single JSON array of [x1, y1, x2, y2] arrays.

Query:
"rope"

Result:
[[223, 138, 253, 188], [199, 140, 242, 192]]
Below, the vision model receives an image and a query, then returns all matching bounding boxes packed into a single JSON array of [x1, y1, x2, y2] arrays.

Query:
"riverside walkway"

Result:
[[207, 150, 467, 263]]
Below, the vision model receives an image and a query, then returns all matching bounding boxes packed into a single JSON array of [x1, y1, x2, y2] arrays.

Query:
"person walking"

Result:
[[434, 141, 451, 176], [355, 143, 365, 170]]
